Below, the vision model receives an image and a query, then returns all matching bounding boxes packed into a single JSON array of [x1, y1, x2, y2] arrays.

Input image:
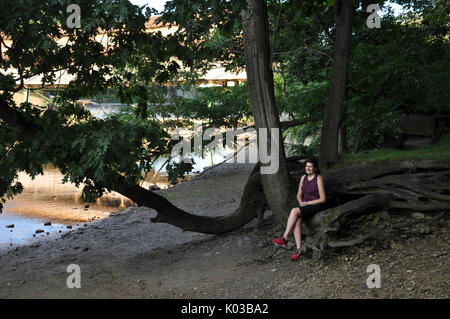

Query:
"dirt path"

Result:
[[0, 163, 448, 298]]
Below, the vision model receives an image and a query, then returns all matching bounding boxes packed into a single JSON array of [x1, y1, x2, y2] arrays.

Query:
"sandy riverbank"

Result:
[[0, 163, 448, 298]]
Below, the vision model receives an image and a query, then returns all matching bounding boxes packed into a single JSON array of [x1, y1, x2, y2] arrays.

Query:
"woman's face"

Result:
[[305, 162, 315, 175]]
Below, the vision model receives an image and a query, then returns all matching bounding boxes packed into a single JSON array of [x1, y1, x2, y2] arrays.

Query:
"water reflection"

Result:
[[0, 156, 208, 242], [2, 166, 134, 224], [0, 165, 141, 246], [0, 215, 69, 247], [0, 132, 254, 246]]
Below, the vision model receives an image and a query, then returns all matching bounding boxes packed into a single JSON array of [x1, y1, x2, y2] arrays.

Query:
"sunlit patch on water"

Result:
[[0, 162, 200, 246], [3, 192, 132, 222], [0, 166, 140, 246], [0, 214, 73, 248]]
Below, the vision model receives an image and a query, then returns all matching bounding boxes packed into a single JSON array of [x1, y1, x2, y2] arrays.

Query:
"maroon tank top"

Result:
[[301, 175, 320, 202]]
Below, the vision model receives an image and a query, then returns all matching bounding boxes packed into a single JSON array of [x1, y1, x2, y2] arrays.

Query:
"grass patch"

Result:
[[332, 133, 450, 169]]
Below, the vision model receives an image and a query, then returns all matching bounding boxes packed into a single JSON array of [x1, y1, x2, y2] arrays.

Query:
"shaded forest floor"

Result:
[[0, 163, 448, 299]]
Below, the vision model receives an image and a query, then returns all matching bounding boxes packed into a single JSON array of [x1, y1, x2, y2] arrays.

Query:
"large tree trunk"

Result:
[[241, 0, 297, 225], [2, 91, 448, 245], [319, 0, 353, 169]]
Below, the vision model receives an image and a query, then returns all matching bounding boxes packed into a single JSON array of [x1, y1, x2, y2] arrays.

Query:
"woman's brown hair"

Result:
[[305, 159, 320, 175]]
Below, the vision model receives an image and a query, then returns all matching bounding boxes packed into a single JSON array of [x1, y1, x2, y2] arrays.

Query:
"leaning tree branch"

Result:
[[0, 96, 266, 234], [113, 163, 264, 234], [2, 91, 449, 240]]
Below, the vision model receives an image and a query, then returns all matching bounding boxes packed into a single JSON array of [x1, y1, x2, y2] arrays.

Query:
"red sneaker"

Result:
[[291, 251, 301, 262], [272, 237, 288, 247]]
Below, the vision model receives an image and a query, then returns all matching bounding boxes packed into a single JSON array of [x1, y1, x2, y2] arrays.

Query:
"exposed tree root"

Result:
[[294, 159, 450, 256], [115, 158, 448, 252]]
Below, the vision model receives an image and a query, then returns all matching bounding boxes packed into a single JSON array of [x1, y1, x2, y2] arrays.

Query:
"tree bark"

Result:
[[338, 87, 349, 154], [114, 164, 266, 234], [241, 0, 297, 225], [338, 124, 348, 154], [0, 97, 267, 234], [319, 0, 353, 169], [2, 97, 449, 241], [298, 159, 450, 254]]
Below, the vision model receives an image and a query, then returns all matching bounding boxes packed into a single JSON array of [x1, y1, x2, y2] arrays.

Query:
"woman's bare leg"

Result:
[[293, 217, 302, 250], [283, 207, 301, 240]]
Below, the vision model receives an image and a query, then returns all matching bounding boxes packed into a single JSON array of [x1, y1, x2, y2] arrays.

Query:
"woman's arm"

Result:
[[297, 175, 304, 206], [304, 175, 326, 205]]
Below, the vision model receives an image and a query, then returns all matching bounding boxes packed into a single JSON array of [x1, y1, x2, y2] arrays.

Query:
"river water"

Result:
[[0, 166, 139, 247], [0, 106, 258, 247], [0, 151, 235, 247]]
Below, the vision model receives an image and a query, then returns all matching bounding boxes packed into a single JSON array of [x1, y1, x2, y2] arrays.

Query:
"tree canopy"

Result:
[[0, 0, 448, 237]]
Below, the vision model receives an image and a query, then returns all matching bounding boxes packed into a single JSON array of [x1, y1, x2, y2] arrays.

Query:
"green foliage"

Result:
[[345, 1, 450, 151], [274, 74, 328, 118], [179, 84, 252, 129], [271, 0, 449, 154], [1, 0, 449, 209], [159, 0, 448, 156], [0, 0, 182, 206], [1, 98, 173, 204], [333, 133, 450, 169], [273, 73, 327, 156], [0, 128, 23, 211], [160, 0, 247, 72], [166, 159, 195, 185], [0, 0, 158, 102]]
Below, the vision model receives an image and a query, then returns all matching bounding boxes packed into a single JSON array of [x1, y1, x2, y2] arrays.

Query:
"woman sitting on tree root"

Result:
[[272, 159, 326, 261]]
